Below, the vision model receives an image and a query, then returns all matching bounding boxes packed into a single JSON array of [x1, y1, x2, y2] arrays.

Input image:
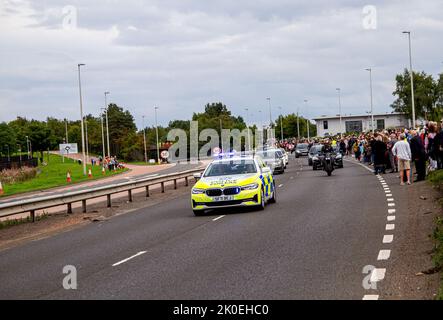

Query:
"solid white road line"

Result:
[[370, 268, 386, 282], [388, 209, 396, 214], [387, 216, 396, 222], [112, 251, 147, 267], [383, 235, 394, 243], [363, 295, 379, 300], [377, 250, 391, 261], [386, 224, 395, 231], [212, 215, 225, 222]]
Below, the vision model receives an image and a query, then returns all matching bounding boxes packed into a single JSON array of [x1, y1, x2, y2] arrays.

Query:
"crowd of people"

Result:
[[276, 121, 443, 186]]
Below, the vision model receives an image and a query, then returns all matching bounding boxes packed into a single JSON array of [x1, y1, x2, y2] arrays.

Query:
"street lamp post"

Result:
[[297, 107, 300, 139], [25, 136, 30, 159], [278, 107, 284, 141], [304, 100, 310, 140], [104, 91, 111, 158], [336, 88, 342, 137], [403, 31, 416, 128], [245, 108, 251, 151], [365, 68, 374, 133], [267, 98, 272, 140], [85, 116, 89, 163], [65, 118, 69, 143], [142, 115, 148, 163], [77, 63, 87, 175], [154, 107, 160, 164], [100, 108, 106, 160]]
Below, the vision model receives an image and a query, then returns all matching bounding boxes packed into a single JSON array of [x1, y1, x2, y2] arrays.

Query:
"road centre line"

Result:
[[383, 235, 394, 243], [212, 215, 225, 222], [377, 250, 391, 261], [363, 295, 379, 300], [112, 251, 147, 267]]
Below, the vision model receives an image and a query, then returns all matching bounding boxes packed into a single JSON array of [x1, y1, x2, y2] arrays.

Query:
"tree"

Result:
[[391, 69, 440, 121], [106, 104, 137, 157], [27, 121, 51, 162], [0, 122, 17, 157]]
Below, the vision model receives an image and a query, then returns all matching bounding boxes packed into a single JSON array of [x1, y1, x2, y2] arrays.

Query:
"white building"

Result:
[[313, 112, 409, 137]]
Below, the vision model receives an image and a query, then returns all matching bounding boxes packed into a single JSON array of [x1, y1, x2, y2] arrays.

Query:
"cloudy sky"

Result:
[[1, 0, 442, 128]]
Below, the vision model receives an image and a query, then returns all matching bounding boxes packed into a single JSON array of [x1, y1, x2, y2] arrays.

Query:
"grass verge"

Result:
[[0, 154, 128, 197], [427, 170, 443, 299]]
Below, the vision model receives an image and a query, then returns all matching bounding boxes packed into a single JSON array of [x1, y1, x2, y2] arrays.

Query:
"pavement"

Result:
[[0, 154, 438, 299]]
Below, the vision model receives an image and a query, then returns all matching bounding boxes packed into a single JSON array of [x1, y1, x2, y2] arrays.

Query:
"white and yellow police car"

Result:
[[191, 153, 276, 216]]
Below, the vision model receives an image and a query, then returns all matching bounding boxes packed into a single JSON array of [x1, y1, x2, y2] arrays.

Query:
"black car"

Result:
[[308, 144, 323, 166], [295, 143, 309, 158]]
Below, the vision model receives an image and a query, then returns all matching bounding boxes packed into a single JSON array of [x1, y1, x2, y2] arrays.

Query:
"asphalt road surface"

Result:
[[0, 155, 395, 299]]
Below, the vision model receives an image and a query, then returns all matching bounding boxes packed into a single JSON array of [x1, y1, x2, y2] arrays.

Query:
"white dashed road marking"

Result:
[[377, 250, 391, 261], [212, 215, 225, 222], [388, 203, 395, 207], [383, 235, 394, 243], [363, 295, 379, 300], [370, 268, 386, 282], [386, 224, 395, 231], [112, 251, 147, 267], [278, 184, 284, 188], [387, 216, 396, 222], [388, 209, 396, 214]]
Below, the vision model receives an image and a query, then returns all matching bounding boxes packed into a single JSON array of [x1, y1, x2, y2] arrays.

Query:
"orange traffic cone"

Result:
[[102, 166, 106, 175], [66, 172, 72, 183], [88, 168, 93, 179], [0, 181, 4, 195]]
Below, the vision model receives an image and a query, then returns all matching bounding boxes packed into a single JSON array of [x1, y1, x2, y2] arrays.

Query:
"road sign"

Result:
[[59, 143, 78, 154], [161, 150, 169, 159]]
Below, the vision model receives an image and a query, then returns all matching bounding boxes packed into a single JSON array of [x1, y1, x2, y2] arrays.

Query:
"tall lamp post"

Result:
[[154, 106, 160, 164], [403, 31, 416, 128], [65, 118, 69, 143], [245, 108, 251, 151], [104, 91, 111, 158], [336, 88, 342, 137], [142, 115, 148, 163], [304, 100, 310, 140], [365, 68, 374, 133], [100, 108, 106, 160], [297, 106, 300, 139], [278, 107, 284, 141], [77, 63, 87, 175], [85, 116, 89, 163]]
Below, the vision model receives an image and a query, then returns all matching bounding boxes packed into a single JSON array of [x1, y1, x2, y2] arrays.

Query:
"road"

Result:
[[0, 155, 398, 299]]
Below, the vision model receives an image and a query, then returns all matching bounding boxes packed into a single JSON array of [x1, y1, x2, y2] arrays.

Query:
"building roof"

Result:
[[312, 112, 405, 121]]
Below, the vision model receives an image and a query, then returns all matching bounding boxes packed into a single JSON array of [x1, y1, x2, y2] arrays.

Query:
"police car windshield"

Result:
[[310, 145, 324, 155], [256, 150, 280, 159], [204, 160, 257, 177], [296, 144, 309, 149]]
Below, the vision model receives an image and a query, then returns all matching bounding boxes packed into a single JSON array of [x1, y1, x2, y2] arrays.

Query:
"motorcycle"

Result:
[[321, 153, 335, 176]]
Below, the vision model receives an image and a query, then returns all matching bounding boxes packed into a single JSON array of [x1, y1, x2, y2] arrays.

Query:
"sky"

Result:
[[1, 0, 442, 128]]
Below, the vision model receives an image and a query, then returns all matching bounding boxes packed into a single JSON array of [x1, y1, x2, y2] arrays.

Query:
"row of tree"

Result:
[[391, 69, 443, 121], [0, 102, 316, 161]]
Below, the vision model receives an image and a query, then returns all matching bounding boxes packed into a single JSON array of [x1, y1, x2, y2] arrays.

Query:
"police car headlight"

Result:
[[241, 183, 259, 191], [192, 188, 205, 194]]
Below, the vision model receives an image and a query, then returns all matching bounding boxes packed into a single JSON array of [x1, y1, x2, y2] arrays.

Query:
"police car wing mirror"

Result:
[[193, 172, 202, 180], [262, 167, 271, 174]]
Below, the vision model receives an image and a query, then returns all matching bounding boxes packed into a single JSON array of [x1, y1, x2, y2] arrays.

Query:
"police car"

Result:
[[191, 154, 276, 216]]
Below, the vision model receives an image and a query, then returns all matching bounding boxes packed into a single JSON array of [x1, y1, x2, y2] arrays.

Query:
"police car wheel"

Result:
[[193, 210, 205, 216], [269, 183, 277, 203], [257, 188, 265, 210]]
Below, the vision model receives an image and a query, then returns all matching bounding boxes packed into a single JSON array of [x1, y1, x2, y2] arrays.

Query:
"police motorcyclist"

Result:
[[321, 139, 334, 154]]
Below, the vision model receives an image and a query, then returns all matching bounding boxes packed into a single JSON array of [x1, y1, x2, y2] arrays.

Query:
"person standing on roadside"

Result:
[[410, 130, 426, 182], [388, 134, 398, 173], [373, 135, 387, 175], [392, 133, 412, 185]]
